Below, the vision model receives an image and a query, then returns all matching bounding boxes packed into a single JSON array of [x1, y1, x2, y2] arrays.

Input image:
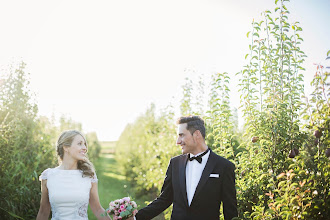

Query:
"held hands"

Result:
[[126, 210, 137, 220], [111, 213, 136, 220], [112, 210, 137, 220]]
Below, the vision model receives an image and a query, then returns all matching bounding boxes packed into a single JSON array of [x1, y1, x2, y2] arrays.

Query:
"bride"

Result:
[[36, 130, 110, 220]]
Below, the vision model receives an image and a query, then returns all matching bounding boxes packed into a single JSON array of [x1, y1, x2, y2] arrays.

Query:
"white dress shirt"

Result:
[[186, 149, 210, 206]]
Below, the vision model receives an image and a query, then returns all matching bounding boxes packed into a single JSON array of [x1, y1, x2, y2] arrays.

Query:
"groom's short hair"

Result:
[[177, 115, 205, 139]]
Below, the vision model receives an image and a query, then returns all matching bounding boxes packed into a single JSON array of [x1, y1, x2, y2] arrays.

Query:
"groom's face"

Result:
[[176, 123, 197, 155]]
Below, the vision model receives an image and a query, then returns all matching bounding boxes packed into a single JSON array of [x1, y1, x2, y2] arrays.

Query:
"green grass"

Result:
[[87, 145, 164, 220], [87, 153, 134, 219]]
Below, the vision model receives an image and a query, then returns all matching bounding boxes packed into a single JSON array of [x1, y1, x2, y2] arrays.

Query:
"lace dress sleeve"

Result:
[[91, 172, 98, 183], [39, 168, 51, 181]]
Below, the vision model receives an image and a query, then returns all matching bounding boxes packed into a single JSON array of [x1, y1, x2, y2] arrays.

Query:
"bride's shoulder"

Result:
[[39, 167, 59, 181], [91, 171, 98, 183]]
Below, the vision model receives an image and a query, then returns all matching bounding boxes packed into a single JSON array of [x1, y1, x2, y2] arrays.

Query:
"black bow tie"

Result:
[[188, 148, 209, 163]]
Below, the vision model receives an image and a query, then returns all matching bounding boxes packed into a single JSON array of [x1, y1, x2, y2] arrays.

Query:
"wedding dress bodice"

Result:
[[39, 167, 97, 220]]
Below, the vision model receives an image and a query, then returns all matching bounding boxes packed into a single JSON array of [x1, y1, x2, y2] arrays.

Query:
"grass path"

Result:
[[87, 143, 164, 220]]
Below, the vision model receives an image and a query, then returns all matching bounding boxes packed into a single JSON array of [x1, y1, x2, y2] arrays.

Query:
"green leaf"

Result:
[[252, 56, 258, 60], [259, 174, 268, 179], [302, 114, 310, 120], [278, 180, 287, 188], [247, 31, 251, 38], [120, 210, 131, 217]]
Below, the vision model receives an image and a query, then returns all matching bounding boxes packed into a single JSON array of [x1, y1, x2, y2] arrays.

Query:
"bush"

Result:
[[0, 62, 57, 219]]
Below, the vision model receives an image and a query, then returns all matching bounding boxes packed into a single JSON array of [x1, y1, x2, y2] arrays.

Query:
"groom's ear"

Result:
[[193, 130, 202, 139]]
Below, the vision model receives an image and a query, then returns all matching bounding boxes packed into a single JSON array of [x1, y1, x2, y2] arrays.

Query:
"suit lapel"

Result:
[[191, 150, 217, 205], [179, 154, 189, 207]]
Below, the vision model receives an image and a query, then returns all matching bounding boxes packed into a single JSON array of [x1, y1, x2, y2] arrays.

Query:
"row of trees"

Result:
[[116, 0, 329, 219], [0, 62, 101, 219]]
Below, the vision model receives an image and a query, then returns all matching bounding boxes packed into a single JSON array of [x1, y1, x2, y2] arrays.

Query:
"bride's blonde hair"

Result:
[[56, 130, 95, 178]]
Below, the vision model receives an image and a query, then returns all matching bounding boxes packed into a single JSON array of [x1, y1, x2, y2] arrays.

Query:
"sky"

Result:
[[0, 0, 329, 141]]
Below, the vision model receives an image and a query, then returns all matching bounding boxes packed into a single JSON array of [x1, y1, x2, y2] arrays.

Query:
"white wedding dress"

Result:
[[39, 167, 98, 220]]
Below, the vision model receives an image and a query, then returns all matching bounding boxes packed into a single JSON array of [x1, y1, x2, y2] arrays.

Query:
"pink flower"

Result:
[[131, 201, 137, 208], [120, 204, 125, 209], [123, 197, 130, 202]]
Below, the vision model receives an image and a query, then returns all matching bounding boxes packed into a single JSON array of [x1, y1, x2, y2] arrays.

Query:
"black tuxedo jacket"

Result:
[[136, 149, 238, 220]]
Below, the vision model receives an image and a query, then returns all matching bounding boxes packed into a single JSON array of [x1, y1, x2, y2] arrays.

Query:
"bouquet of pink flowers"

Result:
[[105, 197, 138, 220]]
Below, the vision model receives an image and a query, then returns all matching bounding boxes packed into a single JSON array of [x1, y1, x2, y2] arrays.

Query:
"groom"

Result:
[[135, 115, 238, 220]]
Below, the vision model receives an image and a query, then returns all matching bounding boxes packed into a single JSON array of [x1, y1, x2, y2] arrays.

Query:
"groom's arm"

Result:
[[222, 162, 238, 220], [135, 159, 174, 220]]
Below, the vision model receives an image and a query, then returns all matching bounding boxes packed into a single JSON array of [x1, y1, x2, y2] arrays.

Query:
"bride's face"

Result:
[[65, 135, 87, 161]]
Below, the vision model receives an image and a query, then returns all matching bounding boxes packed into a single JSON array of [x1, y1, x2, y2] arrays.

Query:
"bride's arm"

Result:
[[36, 180, 50, 220], [89, 182, 110, 220]]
